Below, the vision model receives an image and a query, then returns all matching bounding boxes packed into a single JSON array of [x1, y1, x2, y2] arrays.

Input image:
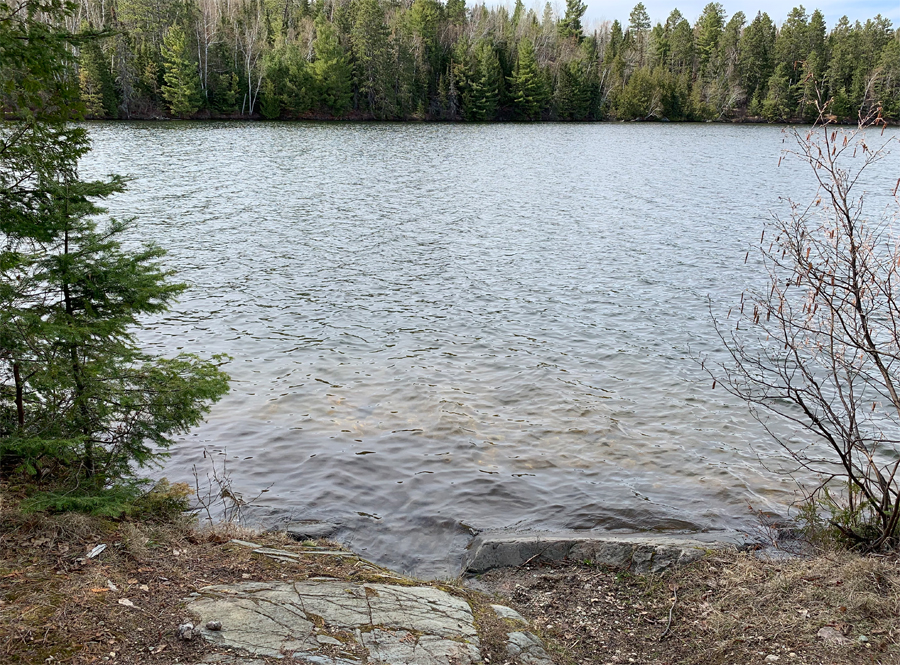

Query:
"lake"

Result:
[[81, 121, 900, 577]]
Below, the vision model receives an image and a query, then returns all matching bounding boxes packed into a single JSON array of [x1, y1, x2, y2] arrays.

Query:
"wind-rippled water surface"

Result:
[[80, 121, 900, 577]]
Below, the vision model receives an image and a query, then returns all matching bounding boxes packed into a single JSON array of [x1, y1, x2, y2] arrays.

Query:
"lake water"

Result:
[[81, 121, 900, 577]]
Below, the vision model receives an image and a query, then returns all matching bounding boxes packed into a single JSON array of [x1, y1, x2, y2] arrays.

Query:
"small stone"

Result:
[[765, 656, 779, 663], [285, 521, 338, 541], [315, 634, 342, 646], [858, 635, 869, 643], [491, 604, 527, 623], [206, 620, 222, 631], [817, 626, 849, 645], [177, 623, 195, 640]]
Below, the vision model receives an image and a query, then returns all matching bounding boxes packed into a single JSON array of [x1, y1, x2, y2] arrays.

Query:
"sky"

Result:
[[577, 1, 900, 27]]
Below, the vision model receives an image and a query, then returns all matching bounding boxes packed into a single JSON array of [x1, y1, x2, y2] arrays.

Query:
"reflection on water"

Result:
[[81, 121, 899, 577]]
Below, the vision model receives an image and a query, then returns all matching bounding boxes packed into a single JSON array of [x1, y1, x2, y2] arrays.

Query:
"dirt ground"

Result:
[[0, 508, 378, 664], [473, 550, 900, 665], [2, 501, 899, 665]]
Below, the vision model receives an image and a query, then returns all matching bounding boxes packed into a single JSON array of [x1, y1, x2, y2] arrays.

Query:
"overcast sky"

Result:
[[569, 1, 900, 27]]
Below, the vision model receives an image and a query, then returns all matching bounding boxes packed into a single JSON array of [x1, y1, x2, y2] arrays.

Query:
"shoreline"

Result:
[[1, 496, 897, 664], [79, 113, 883, 126]]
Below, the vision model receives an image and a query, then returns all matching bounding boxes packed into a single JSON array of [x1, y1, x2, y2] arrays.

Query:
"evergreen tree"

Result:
[[311, 15, 352, 116], [79, 40, 118, 118], [668, 16, 694, 75], [628, 3, 651, 68], [351, 0, 392, 117], [446, 0, 466, 26], [739, 12, 776, 103], [695, 2, 725, 78], [558, 0, 586, 41], [161, 23, 202, 117], [1, 0, 229, 512], [508, 38, 547, 120], [556, 56, 596, 120], [762, 62, 794, 121], [774, 6, 809, 88], [466, 40, 501, 120]]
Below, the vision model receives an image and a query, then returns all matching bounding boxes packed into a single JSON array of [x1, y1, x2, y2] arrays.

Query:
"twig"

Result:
[[659, 585, 678, 641], [520, 548, 547, 567]]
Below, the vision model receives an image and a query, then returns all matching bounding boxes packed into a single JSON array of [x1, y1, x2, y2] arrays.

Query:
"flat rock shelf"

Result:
[[186, 540, 554, 665], [464, 530, 749, 575]]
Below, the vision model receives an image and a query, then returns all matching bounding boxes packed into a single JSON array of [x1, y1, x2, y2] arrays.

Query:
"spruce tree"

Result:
[[311, 16, 352, 116], [351, 0, 392, 117], [78, 40, 118, 119], [161, 23, 202, 117], [508, 38, 547, 120], [1, 0, 229, 512], [466, 40, 501, 121]]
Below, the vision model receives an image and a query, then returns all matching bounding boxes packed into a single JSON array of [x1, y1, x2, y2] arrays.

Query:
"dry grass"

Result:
[[681, 550, 900, 663], [4, 480, 898, 665], [475, 548, 900, 665], [0, 497, 526, 664], [0, 500, 369, 664]]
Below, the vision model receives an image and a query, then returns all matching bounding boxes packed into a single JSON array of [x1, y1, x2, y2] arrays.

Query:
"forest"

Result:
[[57, 0, 900, 121]]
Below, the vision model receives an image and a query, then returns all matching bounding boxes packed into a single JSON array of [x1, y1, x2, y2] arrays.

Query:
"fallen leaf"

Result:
[[90, 588, 108, 593]]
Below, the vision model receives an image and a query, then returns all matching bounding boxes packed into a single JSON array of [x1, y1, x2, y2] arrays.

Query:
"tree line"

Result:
[[51, 0, 900, 121]]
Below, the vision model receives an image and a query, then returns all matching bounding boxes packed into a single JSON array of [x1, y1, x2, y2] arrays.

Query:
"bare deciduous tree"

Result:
[[706, 106, 900, 550]]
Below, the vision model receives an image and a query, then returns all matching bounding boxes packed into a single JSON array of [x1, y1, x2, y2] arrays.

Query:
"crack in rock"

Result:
[[187, 580, 485, 665]]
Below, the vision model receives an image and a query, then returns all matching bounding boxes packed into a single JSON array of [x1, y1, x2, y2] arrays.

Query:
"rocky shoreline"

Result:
[[2, 505, 897, 665]]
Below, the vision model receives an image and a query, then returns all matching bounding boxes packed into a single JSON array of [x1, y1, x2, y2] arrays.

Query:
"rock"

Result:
[[315, 635, 342, 646], [205, 621, 222, 631], [765, 655, 780, 662], [194, 655, 267, 665], [177, 623, 195, 641], [505, 631, 554, 665], [491, 604, 527, 623], [187, 580, 480, 664], [229, 539, 262, 549], [464, 530, 744, 574], [858, 635, 869, 643], [285, 521, 339, 541], [360, 630, 479, 665], [817, 626, 849, 645]]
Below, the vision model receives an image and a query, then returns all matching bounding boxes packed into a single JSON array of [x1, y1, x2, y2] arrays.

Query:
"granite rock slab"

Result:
[[465, 530, 747, 574], [186, 580, 481, 664]]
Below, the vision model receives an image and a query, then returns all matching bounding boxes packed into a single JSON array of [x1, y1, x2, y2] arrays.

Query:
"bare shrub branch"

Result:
[[705, 95, 900, 550]]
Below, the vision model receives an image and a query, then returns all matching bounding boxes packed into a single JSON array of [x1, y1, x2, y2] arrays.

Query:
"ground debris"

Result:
[[471, 549, 900, 664]]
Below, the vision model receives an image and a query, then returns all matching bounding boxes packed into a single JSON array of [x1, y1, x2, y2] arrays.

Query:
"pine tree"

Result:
[[695, 2, 725, 79], [762, 62, 794, 121], [556, 57, 595, 120], [558, 0, 586, 41], [161, 23, 202, 117], [739, 12, 776, 103], [628, 3, 651, 68], [508, 38, 547, 120]]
